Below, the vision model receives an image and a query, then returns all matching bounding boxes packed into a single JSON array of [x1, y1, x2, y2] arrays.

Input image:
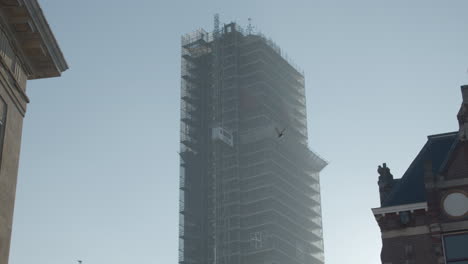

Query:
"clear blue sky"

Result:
[[8, 0, 468, 263]]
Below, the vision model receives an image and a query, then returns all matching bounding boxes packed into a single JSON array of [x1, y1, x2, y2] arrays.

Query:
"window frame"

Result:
[[443, 232, 468, 264]]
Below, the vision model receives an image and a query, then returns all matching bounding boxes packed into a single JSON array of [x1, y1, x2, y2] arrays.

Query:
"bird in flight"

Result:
[[275, 127, 286, 138], [77, 260, 82, 264]]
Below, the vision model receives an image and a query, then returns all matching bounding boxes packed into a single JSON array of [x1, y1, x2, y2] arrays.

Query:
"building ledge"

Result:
[[0, 0, 68, 79], [372, 202, 428, 216]]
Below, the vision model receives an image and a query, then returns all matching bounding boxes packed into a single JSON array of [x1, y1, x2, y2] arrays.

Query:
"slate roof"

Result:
[[382, 131, 459, 207]]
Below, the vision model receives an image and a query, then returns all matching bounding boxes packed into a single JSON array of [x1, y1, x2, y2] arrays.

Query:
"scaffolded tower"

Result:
[[179, 17, 327, 264]]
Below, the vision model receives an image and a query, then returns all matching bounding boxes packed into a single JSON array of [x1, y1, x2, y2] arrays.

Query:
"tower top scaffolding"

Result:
[[181, 19, 304, 75]]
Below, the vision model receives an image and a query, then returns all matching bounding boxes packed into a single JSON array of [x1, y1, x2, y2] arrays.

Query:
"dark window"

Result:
[[444, 233, 468, 264], [399, 211, 411, 225]]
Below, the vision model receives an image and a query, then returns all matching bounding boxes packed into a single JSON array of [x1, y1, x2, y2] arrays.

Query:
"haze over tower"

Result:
[[178, 16, 327, 264]]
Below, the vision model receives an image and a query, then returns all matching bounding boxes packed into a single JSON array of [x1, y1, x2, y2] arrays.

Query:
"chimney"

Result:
[[462, 85, 468, 104], [377, 163, 395, 206], [459, 85, 468, 141]]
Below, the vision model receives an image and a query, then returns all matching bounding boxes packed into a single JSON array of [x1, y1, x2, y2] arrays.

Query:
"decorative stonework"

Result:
[[0, 27, 26, 88], [0, 0, 68, 79]]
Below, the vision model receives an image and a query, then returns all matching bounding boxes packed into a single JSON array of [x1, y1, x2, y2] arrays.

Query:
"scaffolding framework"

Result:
[[179, 18, 327, 264]]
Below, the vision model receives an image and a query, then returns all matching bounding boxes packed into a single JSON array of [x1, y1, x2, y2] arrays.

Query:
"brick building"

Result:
[[372, 86, 468, 264], [0, 1, 68, 263]]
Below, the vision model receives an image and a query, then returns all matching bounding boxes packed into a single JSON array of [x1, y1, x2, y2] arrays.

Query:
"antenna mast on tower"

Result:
[[247, 18, 253, 35]]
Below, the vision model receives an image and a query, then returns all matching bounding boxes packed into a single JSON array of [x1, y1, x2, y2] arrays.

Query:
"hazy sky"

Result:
[[8, 0, 468, 264]]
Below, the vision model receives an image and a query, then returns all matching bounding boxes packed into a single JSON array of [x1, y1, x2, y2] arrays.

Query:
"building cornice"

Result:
[[372, 202, 428, 216], [1, 0, 68, 79], [381, 225, 429, 239], [22, 0, 68, 75]]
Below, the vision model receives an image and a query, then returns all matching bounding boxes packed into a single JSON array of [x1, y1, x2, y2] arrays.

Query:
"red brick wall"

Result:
[[445, 142, 468, 180], [381, 234, 438, 264]]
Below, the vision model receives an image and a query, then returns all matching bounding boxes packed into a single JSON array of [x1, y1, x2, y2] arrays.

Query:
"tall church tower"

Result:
[[179, 17, 327, 264]]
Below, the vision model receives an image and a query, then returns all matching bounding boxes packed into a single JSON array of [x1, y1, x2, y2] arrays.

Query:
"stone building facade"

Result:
[[372, 86, 468, 264], [0, 1, 67, 263]]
